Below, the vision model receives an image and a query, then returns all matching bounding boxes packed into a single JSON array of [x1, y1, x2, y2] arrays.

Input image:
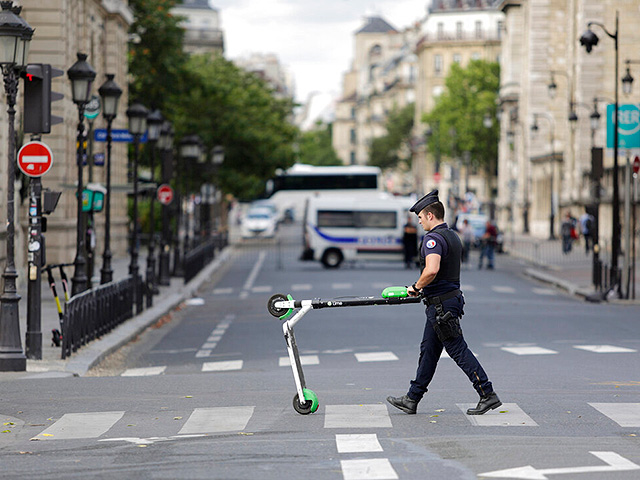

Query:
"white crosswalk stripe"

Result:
[[355, 351, 398, 362], [291, 283, 312, 291], [178, 406, 255, 434], [121, 366, 166, 377], [202, 360, 243, 372], [492, 285, 516, 294], [458, 403, 538, 426], [574, 345, 637, 353], [589, 403, 640, 427], [335, 434, 383, 453], [212, 287, 233, 295], [532, 287, 557, 296], [279, 355, 319, 367], [33, 411, 125, 440], [325, 404, 392, 429], [501, 346, 558, 355], [340, 458, 398, 480], [332, 282, 353, 290]]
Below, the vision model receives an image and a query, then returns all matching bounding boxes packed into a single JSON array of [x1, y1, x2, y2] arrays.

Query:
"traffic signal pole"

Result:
[[25, 173, 43, 359]]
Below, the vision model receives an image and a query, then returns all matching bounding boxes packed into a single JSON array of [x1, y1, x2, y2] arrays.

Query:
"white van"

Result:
[[301, 193, 415, 268]]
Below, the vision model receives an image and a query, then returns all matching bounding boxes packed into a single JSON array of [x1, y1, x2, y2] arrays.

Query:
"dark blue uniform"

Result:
[[408, 223, 494, 402]]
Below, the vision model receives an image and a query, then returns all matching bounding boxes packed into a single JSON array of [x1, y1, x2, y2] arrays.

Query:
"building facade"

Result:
[[413, 0, 503, 204], [233, 53, 294, 99], [172, 0, 224, 56], [0, 0, 132, 288], [496, 0, 640, 252]]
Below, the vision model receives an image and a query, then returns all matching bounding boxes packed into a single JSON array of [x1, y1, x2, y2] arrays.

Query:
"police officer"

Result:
[[387, 190, 501, 415]]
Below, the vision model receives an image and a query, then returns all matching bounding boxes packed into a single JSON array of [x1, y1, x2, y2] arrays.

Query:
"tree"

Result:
[[297, 121, 341, 166], [369, 103, 415, 170], [167, 55, 298, 200], [422, 60, 500, 177]]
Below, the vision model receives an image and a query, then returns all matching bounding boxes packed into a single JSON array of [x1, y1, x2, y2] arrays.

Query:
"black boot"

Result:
[[386, 394, 417, 414], [466, 392, 501, 415]]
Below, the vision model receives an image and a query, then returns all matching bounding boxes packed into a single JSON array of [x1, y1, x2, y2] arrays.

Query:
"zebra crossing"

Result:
[[120, 342, 638, 377], [19, 402, 640, 443]]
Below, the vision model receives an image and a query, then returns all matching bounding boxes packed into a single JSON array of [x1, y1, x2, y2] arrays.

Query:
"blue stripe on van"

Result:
[[311, 225, 403, 245]]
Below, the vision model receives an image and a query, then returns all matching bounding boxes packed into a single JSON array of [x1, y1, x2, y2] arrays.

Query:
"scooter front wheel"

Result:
[[292, 389, 319, 415]]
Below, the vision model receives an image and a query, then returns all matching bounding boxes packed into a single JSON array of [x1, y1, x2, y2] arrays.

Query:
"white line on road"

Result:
[[574, 345, 637, 353], [340, 458, 398, 480], [492, 286, 516, 294], [332, 283, 353, 290], [532, 287, 557, 296], [324, 404, 392, 429], [354, 352, 398, 362], [34, 411, 125, 440], [279, 355, 319, 366], [242, 251, 266, 293], [121, 366, 166, 377], [335, 434, 383, 453], [589, 403, 640, 427], [291, 283, 312, 291], [178, 406, 254, 434], [202, 360, 243, 372], [501, 346, 558, 355], [458, 403, 538, 426], [212, 288, 233, 295]]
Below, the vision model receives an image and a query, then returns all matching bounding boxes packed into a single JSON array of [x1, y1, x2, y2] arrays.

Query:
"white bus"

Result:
[[265, 163, 382, 221], [301, 193, 415, 268]]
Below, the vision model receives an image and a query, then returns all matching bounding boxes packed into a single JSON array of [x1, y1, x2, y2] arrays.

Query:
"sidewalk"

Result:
[[10, 246, 232, 378], [504, 234, 640, 304]]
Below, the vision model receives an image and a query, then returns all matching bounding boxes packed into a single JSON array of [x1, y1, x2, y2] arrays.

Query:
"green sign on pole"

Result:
[[607, 103, 640, 149]]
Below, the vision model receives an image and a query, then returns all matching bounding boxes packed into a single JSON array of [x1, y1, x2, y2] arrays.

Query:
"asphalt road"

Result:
[[1, 223, 640, 480]]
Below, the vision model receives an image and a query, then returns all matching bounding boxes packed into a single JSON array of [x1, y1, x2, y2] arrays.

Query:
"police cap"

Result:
[[409, 189, 439, 214]]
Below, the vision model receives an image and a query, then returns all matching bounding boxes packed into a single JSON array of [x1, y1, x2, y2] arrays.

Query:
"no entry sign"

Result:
[[157, 184, 174, 205], [17, 141, 53, 177]]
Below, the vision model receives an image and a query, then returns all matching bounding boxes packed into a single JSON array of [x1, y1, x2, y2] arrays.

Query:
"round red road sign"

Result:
[[633, 155, 640, 174], [157, 184, 174, 205], [17, 141, 53, 177]]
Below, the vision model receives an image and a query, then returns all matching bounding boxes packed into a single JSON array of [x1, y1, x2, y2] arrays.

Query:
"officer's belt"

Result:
[[423, 289, 461, 306]]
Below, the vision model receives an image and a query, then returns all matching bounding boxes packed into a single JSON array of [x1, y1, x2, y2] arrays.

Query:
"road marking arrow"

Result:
[[479, 451, 640, 479]]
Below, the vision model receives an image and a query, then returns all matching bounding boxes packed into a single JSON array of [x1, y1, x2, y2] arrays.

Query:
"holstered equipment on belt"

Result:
[[425, 289, 462, 342]]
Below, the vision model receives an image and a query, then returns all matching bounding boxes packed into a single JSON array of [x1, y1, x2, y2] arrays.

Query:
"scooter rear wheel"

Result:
[[292, 389, 319, 415]]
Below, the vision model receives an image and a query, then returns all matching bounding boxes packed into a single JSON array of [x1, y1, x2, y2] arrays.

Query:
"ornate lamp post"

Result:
[[126, 101, 148, 313], [145, 109, 163, 303], [67, 52, 96, 296], [158, 121, 174, 285], [580, 12, 622, 296], [0, 1, 33, 371], [98, 74, 122, 284], [179, 135, 202, 261]]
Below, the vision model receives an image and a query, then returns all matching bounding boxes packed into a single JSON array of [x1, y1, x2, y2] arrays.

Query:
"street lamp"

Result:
[[621, 60, 640, 96], [0, 1, 33, 371], [531, 113, 557, 240], [179, 135, 202, 261], [580, 12, 622, 296], [67, 52, 96, 296], [98, 74, 122, 284], [145, 109, 163, 303], [126, 101, 148, 313], [158, 121, 174, 285]]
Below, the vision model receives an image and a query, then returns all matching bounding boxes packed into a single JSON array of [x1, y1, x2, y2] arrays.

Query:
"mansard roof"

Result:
[[178, 0, 218, 10], [356, 16, 398, 34]]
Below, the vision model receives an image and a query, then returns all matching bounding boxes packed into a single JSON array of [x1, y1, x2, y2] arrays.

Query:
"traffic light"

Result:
[[22, 64, 63, 134]]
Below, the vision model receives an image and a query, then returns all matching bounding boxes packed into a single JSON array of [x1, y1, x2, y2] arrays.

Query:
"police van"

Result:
[[301, 193, 415, 268]]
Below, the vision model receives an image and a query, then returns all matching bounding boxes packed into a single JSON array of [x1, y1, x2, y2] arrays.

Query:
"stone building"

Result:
[[496, 0, 640, 253], [412, 0, 503, 204], [0, 0, 132, 287], [233, 53, 294, 99], [172, 0, 224, 56], [333, 16, 420, 180]]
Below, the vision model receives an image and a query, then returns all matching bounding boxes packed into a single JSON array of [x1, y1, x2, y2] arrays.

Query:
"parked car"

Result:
[[455, 213, 504, 252], [241, 207, 278, 239]]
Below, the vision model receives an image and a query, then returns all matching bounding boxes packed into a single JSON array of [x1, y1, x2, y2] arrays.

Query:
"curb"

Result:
[[27, 247, 233, 377]]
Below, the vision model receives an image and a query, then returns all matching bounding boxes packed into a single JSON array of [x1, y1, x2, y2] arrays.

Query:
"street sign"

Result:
[[157, 184, 174, 205], [433, 171, 441, 183], [84, 95, 101, 120], [607, 104, 640, 149], [17, 141, 53, 177], [94, 128, 147, 143], [634, 155, 640, 174]]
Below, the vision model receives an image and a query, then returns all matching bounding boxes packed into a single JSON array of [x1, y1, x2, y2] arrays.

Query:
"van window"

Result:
[[318, 210, 355, 227], [356, 211, 397, 229]]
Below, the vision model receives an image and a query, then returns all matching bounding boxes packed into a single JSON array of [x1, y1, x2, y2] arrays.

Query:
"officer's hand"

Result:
[[407, 285, 419, 297]]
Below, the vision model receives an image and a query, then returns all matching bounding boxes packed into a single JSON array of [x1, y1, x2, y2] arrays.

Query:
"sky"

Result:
[[212, 0, 429, 103]]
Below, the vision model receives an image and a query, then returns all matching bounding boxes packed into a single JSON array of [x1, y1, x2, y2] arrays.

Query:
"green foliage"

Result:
[[369, 103, 415, 170], [128, 0, 187, 110], [422, 60, 500, 174], [297, 121, 341, 166]]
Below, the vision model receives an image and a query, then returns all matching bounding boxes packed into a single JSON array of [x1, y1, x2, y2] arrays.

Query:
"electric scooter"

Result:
[[267, 286, 422, 415]]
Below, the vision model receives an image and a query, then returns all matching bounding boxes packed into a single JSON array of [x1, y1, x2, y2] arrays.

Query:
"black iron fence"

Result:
[[183, 232, 228, 283], [61, 275, 142, 359]]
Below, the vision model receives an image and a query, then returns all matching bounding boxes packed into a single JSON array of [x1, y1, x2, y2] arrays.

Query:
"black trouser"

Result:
[[408, 294, 493, 401]]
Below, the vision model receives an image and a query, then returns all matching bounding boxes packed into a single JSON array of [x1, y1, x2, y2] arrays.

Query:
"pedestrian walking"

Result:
[[402, 215, 418, 268], [387, 190, 501, 416], [478, 220, 498, 270], [561, 211, 577, 254], [459, 218, 474, 267], [579, 209, 594, 254]]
